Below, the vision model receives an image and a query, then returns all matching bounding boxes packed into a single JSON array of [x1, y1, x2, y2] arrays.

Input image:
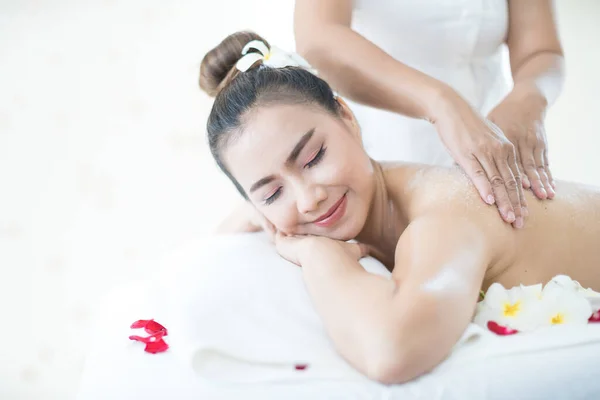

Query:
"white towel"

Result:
[[159, 234, 376, 383], [157, 233, 600, 384]]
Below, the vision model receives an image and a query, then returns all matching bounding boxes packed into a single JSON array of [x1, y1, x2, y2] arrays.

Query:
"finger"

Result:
[[505, 148, 526, 227], [533, 145, 554, 199], [358, 243, 370, 258], [346, 242, 369, 260], [273, 234, 300, 266], [476, 153, 516, 224], [515, 148, 530, 189], [544, 149, 556, 190], [461, 154, 496, 206], [521, 149, 547, 200]]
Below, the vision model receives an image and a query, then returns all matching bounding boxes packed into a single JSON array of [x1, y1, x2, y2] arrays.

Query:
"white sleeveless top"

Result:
[[349, 0, 511, 165]]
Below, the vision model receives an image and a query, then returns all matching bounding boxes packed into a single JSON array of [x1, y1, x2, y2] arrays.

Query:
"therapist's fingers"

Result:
[[544, 149, 556, 190], [506, 148, 527, 224], [477, 151, 522, 225], [462, 155, 497, 208], [461, 149, 522, 226], [534, 145, 555, 199], [521, 147, 546, 200], [515, 147, 531, 189]]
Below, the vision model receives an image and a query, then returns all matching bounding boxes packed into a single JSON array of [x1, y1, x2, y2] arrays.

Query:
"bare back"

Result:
[[383, 163, 600, 291]]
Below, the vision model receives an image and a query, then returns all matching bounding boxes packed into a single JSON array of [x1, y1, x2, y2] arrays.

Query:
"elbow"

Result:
[[295, 34, 325, 66], [294, 21, 316, 58], [360, 334, 419, 384], [364, 352, 416, 385], [361, 329, 439, 384], [294, 32, 312, 59], [295, 25, 341, 67]]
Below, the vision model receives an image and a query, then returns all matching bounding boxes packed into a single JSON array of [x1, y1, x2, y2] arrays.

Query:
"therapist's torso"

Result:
[[349, 0, 511, 165]]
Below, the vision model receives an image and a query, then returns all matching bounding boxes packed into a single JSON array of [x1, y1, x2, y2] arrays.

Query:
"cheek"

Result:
[[327, 146, 371, 186], [259, 202, 299, 234]]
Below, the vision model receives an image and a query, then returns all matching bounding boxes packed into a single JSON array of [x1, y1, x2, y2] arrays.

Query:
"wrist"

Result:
[[510, 82, 548, 108], [424, 84, 465, 125], [297, 236, 331, 265]]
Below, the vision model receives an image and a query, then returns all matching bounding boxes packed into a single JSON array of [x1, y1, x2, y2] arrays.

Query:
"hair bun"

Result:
[[199, 31, 269, 97]]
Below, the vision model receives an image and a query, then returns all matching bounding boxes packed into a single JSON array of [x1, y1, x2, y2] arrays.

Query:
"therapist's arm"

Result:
[[294, 0, 442, 119], [294, 0, 528, 229], [507, 0, 564, 107], [488, 0, 564, 200], [279, 216, 490, 383]]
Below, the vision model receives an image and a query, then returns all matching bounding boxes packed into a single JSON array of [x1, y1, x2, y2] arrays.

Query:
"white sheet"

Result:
[[77, 234, 600, 399]]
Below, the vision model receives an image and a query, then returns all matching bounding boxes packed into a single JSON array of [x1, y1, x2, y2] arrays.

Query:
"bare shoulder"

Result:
[[390, 212, 493, 293], [379, 162, 515, 280], [380, 162, 485, 215]]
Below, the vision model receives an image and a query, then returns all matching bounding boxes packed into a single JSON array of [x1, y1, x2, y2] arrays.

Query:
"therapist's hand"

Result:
[[487, 85, 555, 200], [433, 89, 527, 228]]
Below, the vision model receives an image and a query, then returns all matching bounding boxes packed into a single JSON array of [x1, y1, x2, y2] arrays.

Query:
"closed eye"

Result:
[[305, 146, 326, 169], [264, 187, 282, 205]]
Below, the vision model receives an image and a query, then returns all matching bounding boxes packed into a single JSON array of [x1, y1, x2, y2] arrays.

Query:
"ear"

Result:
[[335, 96, 362, 141]]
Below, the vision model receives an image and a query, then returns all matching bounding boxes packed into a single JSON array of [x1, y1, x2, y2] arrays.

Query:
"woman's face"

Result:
[[223, 100, 375, 240]]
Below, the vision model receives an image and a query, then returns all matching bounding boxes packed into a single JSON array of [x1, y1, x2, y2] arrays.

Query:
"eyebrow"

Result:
[[249, 128, 315, 194]]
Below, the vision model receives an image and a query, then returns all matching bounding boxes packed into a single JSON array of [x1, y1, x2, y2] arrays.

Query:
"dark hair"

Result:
[[199, 31, 340, 198]]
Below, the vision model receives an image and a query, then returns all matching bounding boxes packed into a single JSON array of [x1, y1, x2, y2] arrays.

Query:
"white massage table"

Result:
[[76, 235, 600, 400]]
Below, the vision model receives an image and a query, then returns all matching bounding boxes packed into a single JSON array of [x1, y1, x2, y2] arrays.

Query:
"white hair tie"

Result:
[[235, 40, 317, 75]]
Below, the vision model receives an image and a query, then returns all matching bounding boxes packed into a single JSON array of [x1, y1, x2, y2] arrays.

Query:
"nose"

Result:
[[295, 182, 327, 215]]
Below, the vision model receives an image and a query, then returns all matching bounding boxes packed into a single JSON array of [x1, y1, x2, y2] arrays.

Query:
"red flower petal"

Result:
[[487, 321, 519, 335], [144, 320, 168, 336], [129, 319, 169, 353], [129, 334, 151, 343], [130, 319, 152, 329], [294, 364, 309, 371], [129, 331, 166, 344], [144, 339, 169, 354], [589, 310, 600, 323]]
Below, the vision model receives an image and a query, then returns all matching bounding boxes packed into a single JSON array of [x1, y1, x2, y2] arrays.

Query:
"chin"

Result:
[[303, 194, 368, 240], [305, 217, 359, 241], [324, 209, 367, 241], [339, 215, 365, 241], [343, 195, 369, 239]]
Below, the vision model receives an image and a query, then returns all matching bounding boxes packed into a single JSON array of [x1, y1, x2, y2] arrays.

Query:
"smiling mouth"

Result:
[[313, 193, 348, 228]]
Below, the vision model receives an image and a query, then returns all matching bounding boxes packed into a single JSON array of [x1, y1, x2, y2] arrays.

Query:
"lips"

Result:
[[313, 194, 347, 228]]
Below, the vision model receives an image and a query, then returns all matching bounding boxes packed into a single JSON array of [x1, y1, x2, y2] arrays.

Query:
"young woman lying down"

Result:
[[198, 31, 600, 384]]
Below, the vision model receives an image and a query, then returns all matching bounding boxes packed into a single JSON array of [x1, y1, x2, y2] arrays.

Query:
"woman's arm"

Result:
[[294, 0, 527, 229], [488, 0, 564, 199], [506, 0, 564, 107], [281, 215, 490, 383]]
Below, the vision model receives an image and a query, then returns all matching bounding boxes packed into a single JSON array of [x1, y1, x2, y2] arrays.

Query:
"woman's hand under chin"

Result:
[[487, 84, 555, 200], [274, 234, 369, 267]]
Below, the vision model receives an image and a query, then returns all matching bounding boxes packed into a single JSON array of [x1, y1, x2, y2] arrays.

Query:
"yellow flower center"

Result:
[[264, 53, 271, 61], [551, 313, 564, 324], [503, 301, 521, 317]]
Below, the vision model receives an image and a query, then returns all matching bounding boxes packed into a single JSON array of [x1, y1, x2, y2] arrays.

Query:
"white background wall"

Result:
[[0, 0, 598, 398]]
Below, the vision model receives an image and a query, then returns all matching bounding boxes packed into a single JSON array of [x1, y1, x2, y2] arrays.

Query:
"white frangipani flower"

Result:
[[538, 282, 593, 327], [474, 275, 600, 334], [548, 275, 600, 310], [473, 282, 541, 331], [236, 40, 317, 74]]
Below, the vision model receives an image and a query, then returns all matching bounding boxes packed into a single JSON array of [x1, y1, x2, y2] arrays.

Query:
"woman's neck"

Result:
[[356, 161, 408, 269]]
